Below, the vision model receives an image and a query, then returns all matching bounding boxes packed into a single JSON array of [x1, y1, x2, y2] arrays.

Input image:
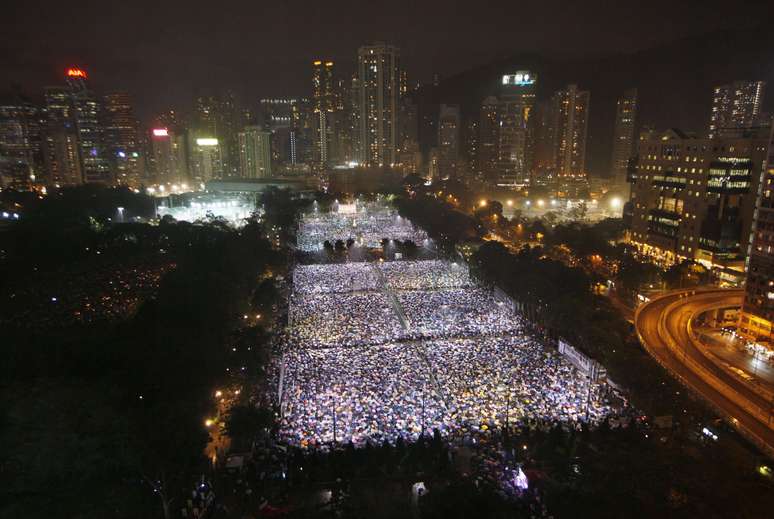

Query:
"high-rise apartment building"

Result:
[[611, 88, 638, 186], [194, 92, 242, 177], [550, 84, 590, 180], [312, 60, 336, 168], [627, 128, 769, 277], [238, 126, 272, 179], [190, 137, 222, 182], [436, 104, 460, 180], [495, 71, 536, 187], [149, 127, 188, 184], [0, 94, 43, 189], [42, 85, 82, 186], [357, 43, 400, 167], [709, 81, 766, 138], [103, 91, 143, 186], [477, 96, 499, 184], [396, 97, 420, 173], [739, 123, 774, 341]]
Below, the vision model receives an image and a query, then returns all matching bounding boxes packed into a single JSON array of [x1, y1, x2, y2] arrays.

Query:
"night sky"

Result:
[[2, 0, 768, 122]]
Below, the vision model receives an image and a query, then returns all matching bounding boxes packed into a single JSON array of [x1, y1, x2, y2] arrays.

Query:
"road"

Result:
[[635, 289, 774, 456]]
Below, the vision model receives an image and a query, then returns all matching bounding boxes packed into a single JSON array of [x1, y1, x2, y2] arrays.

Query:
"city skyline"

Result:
[[2, 2, 771, 117]]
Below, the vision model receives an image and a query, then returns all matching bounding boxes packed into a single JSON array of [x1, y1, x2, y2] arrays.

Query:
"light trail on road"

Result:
[[635, 289, 774, 457]]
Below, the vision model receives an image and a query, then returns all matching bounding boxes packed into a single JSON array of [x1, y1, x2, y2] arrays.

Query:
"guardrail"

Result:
[[685, 301, 774, 404]]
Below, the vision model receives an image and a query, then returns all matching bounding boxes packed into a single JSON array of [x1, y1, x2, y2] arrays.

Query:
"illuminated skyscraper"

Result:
[[312, 60, 335, 168], [103, 91, 143, 186], [397, 96, 420, 173], [709, 80, 766, 138], [437, 104, 460, 180], [739, 122, 774, 342], [42, 86, 81, 186], [477, 96, 499, 184], [610, 88, 637, 186], [357, 43, 400, 166], [0, 94, 43, 189], [195, 95, 218, 136], [238, 126, 272, 178], [550, 84, 590, 180], [190, 137, 222, 182], [64, 68, 110, 184], [149, 128, 188, 184], [194, 92, 242, 177], [495, 71, 537, 187]]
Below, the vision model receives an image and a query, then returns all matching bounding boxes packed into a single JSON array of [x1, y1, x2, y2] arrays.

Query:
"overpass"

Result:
[[634, 289, 774, 457]]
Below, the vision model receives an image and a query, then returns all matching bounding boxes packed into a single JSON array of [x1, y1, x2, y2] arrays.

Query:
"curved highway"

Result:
[[635, 289, 774, 456]]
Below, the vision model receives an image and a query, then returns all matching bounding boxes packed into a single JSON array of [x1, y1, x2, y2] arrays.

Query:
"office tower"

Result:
[[195, 92, 241, 177], [238, 126, 272, 178], [396, 97, 419, 173], [333, 78, 356, 164], [709, 80, 766, 138], [64, 68, 110, 184], [103, 92, 143, 186], [42, 68, 109, 185], [626, 127, 769, 276], [150, 127, 188, 184], [0, 94, 43, 189], [43, 86, 82, 185], [738, 123, 774, 341], [190, 137, 222, 182], [289, 98, 315, 167], [218, 90, 241, 177], [357, 42, 400, 167], [478, 96, 499, 184], [436, 104, 460, 180], [611, 88, 638, 186], [550, 84, 590, 180], [465, 119, 479, 183], [195, 95, 218, 136], [259, 98, 296, 130], [350, 76, 362, 162], [495, 71, 537, 187], [259, 98, 298, 168], [532, 101, 556, 186], [312, 60, 336, 169]]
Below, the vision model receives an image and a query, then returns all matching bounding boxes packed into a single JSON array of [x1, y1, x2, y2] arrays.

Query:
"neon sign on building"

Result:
[[66, 68, 88, 79]]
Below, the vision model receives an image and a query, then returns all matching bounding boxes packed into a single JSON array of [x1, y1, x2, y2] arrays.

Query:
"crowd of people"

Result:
[[401, 289, 522, 339], [274, 204, 620, 506], [287, 292, 403, 349], [279, 335, 610, 449], [280, 344, 445, 448], [380, 259, 473, 291], [281, 240, 612, 444], [297, 204, 428, 251], [292, 263, 380, 294]]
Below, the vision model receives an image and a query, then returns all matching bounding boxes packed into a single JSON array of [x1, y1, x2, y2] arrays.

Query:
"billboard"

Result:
[[196, 138, 218, 146]]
